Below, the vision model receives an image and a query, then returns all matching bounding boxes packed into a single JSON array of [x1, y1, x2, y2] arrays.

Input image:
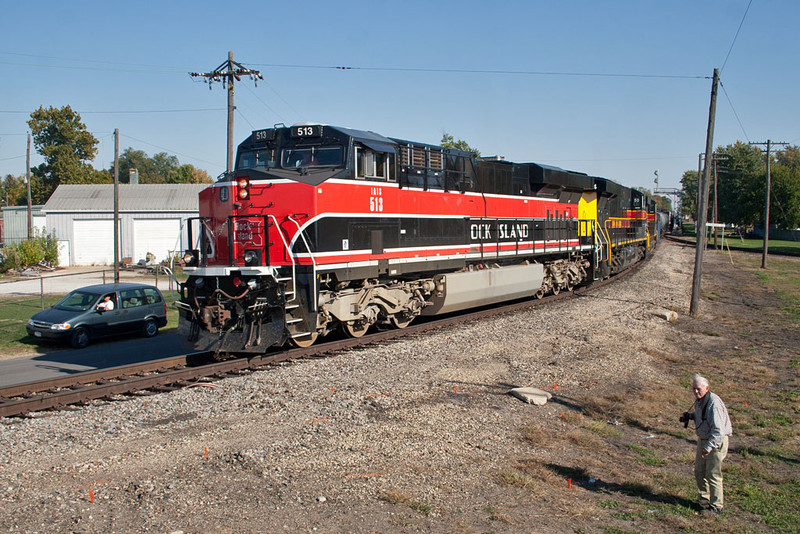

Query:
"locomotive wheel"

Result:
[[290, 332, 318, 348], [342, 321, 369, 338], [534, 288, 544, 299], [389, 313, 414, 329]]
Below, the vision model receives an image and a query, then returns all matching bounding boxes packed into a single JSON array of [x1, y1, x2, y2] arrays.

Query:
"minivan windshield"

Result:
[[54, 290, 101, 312]]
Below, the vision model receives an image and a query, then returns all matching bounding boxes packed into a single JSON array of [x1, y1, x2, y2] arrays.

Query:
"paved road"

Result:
[[0, 267, 189, 388], [0, 332, 188, 387]]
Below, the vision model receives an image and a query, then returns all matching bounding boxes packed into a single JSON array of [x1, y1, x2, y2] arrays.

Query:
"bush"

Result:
[[0, 229, 59, 272]]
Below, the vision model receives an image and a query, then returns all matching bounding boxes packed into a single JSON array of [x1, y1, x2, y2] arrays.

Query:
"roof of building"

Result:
[[43, 184, 209, 212]]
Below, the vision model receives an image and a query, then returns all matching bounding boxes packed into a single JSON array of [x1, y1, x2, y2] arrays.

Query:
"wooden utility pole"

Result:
[[26, 133, 33, 239], [190, 52, 263, 173], [690, 68, 719, 316], [750, 139, 789, 268], [113, 128, 120, 283]]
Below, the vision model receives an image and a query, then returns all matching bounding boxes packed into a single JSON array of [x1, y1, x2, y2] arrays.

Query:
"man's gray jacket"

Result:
[[694, 391, 732, 451]]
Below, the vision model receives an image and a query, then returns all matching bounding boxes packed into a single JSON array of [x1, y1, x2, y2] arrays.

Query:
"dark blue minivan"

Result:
[[26, 283, 168, 348]]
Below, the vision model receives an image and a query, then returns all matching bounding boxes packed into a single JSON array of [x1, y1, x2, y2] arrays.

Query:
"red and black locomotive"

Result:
[[176, 123, 657, 354]]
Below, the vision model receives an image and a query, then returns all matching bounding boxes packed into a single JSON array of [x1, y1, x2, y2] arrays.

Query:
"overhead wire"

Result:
[[241, 83, 288, 124], [120, 133, 222, 170], [720, 0, 753, 74], [719, 81, 750, 143], [250, 62, 708, 80]]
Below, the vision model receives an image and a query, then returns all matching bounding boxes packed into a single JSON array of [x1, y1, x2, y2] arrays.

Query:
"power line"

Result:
[[720, 0, 753, 73], [1, 108, 223, 114], [0, 50, 185, 70], [250, 62, 709, 80], [719, 81, 750, 142], [0, 59, 182, 74], [119, 133, 222, 169], [241, 82, 289, 125]]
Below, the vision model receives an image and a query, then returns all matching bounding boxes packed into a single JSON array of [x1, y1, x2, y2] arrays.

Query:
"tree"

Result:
[[27, 106, 105, 202], [715, 142, 764, 226], [113, 148, 212, 184], [634, 187, 672, 211], [1, 174, 28, 206], [440, 132, 481, 156], [680, 170, 698, 220], [682, 142, 800, 229], [768, 163, 800, 230]]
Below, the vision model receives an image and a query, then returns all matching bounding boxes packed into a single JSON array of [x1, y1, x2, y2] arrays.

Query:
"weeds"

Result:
[[379, 490, 433, 516]]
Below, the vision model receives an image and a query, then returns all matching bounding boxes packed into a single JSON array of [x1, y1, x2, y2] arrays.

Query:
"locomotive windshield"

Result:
[[282, 146, 343, 168], [237, 148, 278, 170]]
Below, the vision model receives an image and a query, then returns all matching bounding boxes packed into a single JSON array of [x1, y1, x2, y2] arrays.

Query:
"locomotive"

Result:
[[176, 123, 658, 355]]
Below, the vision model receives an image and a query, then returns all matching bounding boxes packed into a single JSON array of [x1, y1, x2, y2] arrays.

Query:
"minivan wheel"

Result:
[[143, 319, 158, 338], [71, 328, 90, 349]]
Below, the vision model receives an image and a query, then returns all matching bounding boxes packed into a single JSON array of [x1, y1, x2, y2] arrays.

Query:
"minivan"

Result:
[[26, 283, 168, 348]]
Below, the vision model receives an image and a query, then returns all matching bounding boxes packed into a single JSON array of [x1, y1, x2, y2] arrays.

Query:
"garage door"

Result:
[[73, 220, 116, 265], [133, 219, 181, 264]]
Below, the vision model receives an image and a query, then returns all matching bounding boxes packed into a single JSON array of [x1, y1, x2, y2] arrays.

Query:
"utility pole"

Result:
[[750, 140, 789, 268], [190, 51, 263, 173], [26, 133, 33, 240], [690, 68, 719, 316], [113, 128, 120, 283]]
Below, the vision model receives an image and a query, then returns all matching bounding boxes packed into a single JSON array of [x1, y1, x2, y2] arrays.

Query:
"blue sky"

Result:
[[1, 0, 797, 196]]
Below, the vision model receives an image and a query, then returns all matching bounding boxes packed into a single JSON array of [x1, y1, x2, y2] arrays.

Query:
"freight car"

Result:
[[176, 124, 656, 355]]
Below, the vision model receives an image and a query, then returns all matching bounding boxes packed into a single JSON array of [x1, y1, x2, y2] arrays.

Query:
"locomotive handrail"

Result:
[[227, 214, 270, 267], [266, 214, 297, 305], [287, 215, 318, 313], [185, 216, 212, 267]]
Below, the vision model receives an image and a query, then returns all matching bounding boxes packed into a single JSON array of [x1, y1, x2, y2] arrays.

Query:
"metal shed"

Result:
[[43, 184, 208, 266], [1, 205, 47, 245]]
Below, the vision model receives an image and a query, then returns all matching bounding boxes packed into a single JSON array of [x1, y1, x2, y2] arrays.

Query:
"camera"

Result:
[[679, 411, 695, 428]]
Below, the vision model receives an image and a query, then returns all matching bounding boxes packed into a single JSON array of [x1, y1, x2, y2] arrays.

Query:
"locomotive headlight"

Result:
[[243, 249, 261, 266], [182, 250, 199, 267], [237, 177, 250, 200]]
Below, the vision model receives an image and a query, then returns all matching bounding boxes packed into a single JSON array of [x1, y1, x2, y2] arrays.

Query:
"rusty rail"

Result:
[[0, 256, 647, 418]]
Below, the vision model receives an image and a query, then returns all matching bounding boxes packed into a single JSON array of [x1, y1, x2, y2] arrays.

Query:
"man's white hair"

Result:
[[693, 374, 709, 387]]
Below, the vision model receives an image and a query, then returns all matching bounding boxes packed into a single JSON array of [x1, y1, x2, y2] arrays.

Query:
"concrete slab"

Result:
[[509, 387, 553, 406]]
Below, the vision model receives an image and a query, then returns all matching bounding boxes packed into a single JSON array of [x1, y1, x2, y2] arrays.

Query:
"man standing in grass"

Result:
[[690, 373, 732, 515]]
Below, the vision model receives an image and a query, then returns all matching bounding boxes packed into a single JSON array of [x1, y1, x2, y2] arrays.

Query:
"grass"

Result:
[[504, 252, 800, 533], [625, 444, 667, 466], [0, 291, 181, 355], [379, 490, 433, 516], [675, 229, 800, 257]]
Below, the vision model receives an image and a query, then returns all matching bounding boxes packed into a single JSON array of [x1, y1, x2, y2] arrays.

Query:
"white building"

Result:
[[43, 184, 208, 266]]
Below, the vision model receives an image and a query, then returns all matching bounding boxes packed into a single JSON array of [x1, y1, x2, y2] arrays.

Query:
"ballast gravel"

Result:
[[1, 241, 695, 533]]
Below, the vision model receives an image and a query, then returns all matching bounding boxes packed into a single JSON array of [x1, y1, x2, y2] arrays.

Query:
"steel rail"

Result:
[[0, 254, 647, 418]]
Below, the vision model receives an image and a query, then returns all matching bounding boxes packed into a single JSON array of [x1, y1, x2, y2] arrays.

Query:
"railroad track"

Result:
[[0, 258, 646, 418]]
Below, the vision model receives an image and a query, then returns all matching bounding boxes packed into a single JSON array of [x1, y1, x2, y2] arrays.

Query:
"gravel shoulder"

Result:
[[0, 241, 785, 533]]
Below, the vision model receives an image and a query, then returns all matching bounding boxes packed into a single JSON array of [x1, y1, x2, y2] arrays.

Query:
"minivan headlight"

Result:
[[50, 323, 71, 331]]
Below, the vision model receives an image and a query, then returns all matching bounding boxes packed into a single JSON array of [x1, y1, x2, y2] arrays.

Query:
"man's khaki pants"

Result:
[[695, 435, 729, 511]]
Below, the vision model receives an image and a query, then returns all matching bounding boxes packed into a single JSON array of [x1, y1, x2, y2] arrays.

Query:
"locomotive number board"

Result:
[[290, 125, 323, 138], [251, 129, 276, 142]]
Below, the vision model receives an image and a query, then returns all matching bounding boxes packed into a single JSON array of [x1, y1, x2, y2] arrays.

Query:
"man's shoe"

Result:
[[700, 507, 723, 516]]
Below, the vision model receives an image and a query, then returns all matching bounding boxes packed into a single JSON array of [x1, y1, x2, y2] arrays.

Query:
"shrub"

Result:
[[0, 229, 59, 272]]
